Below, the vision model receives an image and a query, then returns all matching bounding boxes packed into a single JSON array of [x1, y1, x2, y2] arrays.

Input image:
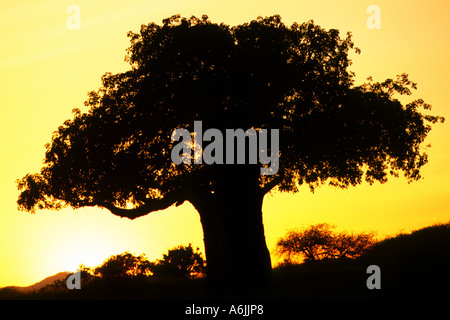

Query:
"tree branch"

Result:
[[87, 189, 186, 220], [260, 175, 283, 195]]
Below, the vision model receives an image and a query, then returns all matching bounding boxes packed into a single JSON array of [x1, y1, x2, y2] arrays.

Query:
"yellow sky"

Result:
[[1, 0, 449, 287]]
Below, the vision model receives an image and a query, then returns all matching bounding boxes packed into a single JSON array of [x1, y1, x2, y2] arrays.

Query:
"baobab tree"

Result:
[[17, 15, 444, 289]]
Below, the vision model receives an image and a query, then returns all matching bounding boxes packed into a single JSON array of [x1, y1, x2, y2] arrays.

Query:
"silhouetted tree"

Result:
[[276, 223, 376, 262], [150, 244, 206, 279], [16, 14, 444, 288], [94, 252, 152, 279]]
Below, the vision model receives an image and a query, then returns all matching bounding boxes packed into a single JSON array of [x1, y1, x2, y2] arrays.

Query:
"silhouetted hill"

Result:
[[365, 223, 450, 260], [0, 272, 70, 295], [359, 222, 450, 299], [272, 222, 450, 299]]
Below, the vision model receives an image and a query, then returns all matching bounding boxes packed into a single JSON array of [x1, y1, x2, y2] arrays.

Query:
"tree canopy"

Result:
[[16, 14, 443, 217]]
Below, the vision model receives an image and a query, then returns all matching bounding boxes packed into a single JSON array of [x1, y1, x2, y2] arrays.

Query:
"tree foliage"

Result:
[[275, 223, 377, 262], [74, 245, 205, 280], [93, 252, 152, 279], [16, 14, 443, 216]]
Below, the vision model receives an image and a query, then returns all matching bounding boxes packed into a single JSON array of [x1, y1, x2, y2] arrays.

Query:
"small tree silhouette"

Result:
[[94, 252, 152, 279], [276, 223, 376, 263], [150, 244, 206, 279]]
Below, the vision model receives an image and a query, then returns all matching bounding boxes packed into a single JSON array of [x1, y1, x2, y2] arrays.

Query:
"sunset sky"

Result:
[[1, 0, 449, 288]]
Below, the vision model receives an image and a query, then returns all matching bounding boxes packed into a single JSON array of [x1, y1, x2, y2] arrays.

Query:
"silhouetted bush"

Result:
[[93, 252, 152, 279], [150, 243, 206, 279]]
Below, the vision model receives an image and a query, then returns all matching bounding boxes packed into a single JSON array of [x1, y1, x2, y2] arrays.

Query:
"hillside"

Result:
[[272, 222, 450, 299], [0, 272, 70, 294], [358, 222, 450, 299]]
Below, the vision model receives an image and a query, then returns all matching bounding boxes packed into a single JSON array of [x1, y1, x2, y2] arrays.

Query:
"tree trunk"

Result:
[[190, 165, 272, 295]]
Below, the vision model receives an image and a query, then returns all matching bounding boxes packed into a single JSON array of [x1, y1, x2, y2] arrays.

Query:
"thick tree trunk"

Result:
[[190, 166, 272, 295]]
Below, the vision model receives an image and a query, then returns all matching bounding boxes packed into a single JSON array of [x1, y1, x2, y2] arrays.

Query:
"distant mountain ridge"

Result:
[[2, 272, 70, 293]]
